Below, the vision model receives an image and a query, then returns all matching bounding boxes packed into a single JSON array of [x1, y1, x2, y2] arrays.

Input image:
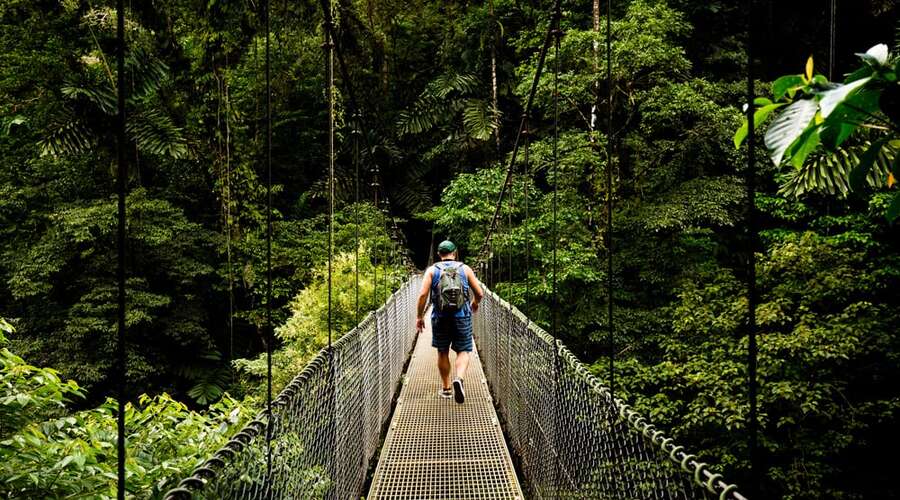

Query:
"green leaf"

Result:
[[819, 89, 880, 149], [773, 75, 805, 100], [734, 103, 786, 148], [820, 77, 872, 118], [819, 121, 857, 151], [849, 138, 889, 191], [764, 99, 818, 165], [787, 127, 821, 169]]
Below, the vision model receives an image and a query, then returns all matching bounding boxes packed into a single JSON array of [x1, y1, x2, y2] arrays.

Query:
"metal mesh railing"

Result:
[[164, 275, 421, 499], [474, 289, 746, 500]]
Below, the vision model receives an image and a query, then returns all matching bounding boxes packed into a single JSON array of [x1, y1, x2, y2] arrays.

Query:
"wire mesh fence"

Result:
[[474, 289, 746, 500], [164, 275, 421, 499]]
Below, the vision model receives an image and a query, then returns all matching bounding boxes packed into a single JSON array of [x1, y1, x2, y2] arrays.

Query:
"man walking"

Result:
[[416, 240, 484, 404]]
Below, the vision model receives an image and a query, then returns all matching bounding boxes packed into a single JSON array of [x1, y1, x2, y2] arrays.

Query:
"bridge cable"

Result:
[[551, 5, 561, 339], [317, 11, 414, 281], [225, 58, 235, 380], [354, 114, 361, 324], [264, 0, 273, 483], [828, 0, 836, 80], [115, 0, 126, 497], [523, 117, 531, 315], [745, 0, 760, 493], [475, 2, 563, 268], [324, 0, 335, 350], [605, 0, 615, 407]]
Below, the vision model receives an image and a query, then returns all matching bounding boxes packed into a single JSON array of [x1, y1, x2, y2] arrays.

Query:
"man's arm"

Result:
[[464, 265, 484, 313], [416, 268, 433, 332]]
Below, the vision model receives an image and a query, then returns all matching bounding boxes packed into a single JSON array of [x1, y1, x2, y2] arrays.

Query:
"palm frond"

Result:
[[126, 108, 189, 159], [397, 96, 447, 135], [397, 72, 486, 137], [461, 98, 497, 141], [38, 109, 94, 157], [61, 85, 117, 115], [779, 140, 897, 198], [428, 73, 481, 98], [125, 47, 169, 98]]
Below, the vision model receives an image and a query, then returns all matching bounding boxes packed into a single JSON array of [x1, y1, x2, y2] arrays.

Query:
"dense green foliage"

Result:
[[1, 0, 899, 497], [0, 320, 250, 498]]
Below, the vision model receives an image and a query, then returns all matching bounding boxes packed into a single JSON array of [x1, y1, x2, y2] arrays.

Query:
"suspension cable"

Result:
[[354, 113, 361, 324], [324, 0, 335, 350], [115, 0, 126, 497], [605, 0, 615, 406], [373, 182, 379, 301], [317, 10, 413, 271], [551, 5, 561, 339], [828, 0, 836, 80], [264, 0, 273, 482], [745, 0, 760, 493], [522, 115, 531, 315], [475, 1, 562, 268], [224, 56, 235, 378]]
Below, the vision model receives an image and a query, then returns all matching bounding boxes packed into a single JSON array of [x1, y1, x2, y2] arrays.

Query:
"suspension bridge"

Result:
[[164, 277, 745, 499], [101, 0, 765, 494]]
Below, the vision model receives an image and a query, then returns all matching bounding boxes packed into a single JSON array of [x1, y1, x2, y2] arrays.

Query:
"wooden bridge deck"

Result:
[[367, 316, 523, 499]]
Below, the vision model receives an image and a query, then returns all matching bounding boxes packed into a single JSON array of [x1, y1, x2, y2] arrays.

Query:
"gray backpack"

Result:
[[436, 263, 466, 314]]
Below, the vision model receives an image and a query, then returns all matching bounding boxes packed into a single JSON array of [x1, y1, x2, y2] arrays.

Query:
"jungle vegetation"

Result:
[[1, 0, 898, 497]]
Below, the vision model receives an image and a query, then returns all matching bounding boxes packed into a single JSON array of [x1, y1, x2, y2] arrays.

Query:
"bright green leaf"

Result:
[[764, 99, 818, 165]]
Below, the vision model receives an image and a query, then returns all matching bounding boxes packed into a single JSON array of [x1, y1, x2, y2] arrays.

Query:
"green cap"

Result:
[[437, 240, 457, 254]]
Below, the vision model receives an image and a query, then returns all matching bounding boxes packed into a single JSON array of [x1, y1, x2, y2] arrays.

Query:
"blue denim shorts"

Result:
[[431, 315, 473, 353]]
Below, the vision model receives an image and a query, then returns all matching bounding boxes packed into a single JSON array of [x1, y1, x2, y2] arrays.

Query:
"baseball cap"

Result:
[[437, 240, 457, 253]]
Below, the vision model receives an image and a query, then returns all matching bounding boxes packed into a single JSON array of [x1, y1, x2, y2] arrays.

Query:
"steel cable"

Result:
[[264, 0, 273, 482], [115, 0, 126, 497]]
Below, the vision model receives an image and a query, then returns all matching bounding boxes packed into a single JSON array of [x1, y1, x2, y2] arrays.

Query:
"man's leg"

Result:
[[454, 351, 470, 380], [432, 317, 452, 391], [438, 350, 452, 389]]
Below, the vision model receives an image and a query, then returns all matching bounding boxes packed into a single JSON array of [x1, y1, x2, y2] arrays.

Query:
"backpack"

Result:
[[435, 263, 467, 314]]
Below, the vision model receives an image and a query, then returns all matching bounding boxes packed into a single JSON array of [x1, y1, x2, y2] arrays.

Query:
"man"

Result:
[[416, 240, 484, 404]]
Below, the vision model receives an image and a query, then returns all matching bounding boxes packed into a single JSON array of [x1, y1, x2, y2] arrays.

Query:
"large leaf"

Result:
[[786, 127, 821, 168], [819, 89, 880, 149], [764, 99, 818, 165], [819, 77, 871, 118]]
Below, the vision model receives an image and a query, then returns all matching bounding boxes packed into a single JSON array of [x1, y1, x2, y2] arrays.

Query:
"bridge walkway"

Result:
[[367, 315, 523, 499]]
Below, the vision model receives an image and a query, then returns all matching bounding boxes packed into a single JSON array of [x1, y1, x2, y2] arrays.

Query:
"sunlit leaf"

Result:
[[764, 99, 818, 165]]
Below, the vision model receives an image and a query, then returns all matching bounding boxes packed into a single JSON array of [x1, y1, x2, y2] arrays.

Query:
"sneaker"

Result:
[[438, 388, 453, 399], [452, 378, 465, 404]]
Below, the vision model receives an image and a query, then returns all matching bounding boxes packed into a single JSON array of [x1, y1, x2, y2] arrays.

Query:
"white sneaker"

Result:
[[452, 378, 465, 404], [438, 388, 452, 399]]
